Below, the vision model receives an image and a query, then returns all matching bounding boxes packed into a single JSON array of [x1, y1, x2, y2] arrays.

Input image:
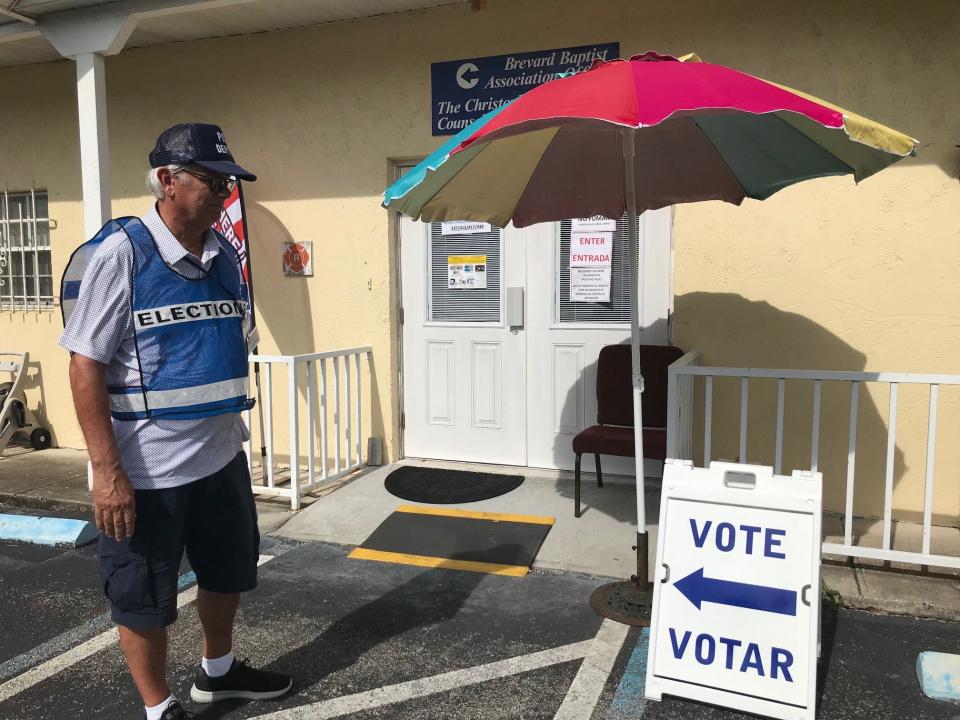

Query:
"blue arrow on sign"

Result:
[[674, 568, 798, 616]]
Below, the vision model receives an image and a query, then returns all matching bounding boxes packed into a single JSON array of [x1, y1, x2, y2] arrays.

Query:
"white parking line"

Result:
[[255, 640, 595, 719], [0, 569, 198, 683], [0, 554, 274, 704], [553, 619, 630, 719]]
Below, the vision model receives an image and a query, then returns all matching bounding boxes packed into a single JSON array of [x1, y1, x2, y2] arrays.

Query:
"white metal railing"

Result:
[[246, 346, 373, 510], [668, 353, 960, 570], [666, 350, 699, 462]]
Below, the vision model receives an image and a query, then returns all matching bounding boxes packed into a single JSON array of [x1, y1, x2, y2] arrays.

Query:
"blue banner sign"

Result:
[[431, 42, 620, 136]]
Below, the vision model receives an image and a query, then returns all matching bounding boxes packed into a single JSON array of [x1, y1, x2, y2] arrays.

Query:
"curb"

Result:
[[821, 563, 960, 621], [0, 512, 99, 547], [917, 651, 960, 703], [0, 491, 94, 517]]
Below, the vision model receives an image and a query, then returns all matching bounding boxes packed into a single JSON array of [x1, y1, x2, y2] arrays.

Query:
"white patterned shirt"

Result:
[[59, 205, 248, 490]]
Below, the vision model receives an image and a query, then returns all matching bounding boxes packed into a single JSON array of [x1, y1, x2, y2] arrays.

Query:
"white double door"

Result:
[[399, 209, 671, 473]]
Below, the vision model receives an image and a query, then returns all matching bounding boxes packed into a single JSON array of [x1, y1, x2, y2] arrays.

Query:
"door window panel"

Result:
[[557, 215, 633, 324], [428, 222, 502, 323]]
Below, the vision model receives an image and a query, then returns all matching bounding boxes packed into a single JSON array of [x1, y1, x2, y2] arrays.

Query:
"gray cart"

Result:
[[0, 351, 51, 455]]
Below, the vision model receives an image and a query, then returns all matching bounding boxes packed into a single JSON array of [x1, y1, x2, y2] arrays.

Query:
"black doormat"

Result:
[[384, 466, 524, 504], [349, 505, 555, 576]]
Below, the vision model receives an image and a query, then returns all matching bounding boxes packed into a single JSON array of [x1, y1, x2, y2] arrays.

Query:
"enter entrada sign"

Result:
[[647, 461, 822, 720]]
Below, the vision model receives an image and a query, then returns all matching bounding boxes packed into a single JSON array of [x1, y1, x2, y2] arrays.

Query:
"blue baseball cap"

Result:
[[149, 123, 256, 181]]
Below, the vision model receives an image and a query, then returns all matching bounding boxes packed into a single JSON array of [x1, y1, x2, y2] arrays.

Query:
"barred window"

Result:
[[0, 190, 52, 311]]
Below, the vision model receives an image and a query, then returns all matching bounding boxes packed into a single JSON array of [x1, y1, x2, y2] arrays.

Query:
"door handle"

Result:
[[507, 287, 524, 328]]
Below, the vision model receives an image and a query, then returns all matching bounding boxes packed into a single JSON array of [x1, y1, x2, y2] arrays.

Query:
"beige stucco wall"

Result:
[[1, 59, 84, 452], [1, 0, 957, 523]]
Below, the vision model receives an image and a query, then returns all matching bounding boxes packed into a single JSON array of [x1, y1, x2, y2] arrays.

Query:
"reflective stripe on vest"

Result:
[[109, 377, 250, 413]]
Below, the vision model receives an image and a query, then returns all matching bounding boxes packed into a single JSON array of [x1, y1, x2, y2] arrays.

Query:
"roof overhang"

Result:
[[0, 0, 466, 67]]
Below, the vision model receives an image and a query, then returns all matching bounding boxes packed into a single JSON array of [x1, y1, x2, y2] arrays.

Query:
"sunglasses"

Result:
[[175, 167, 237, 196]]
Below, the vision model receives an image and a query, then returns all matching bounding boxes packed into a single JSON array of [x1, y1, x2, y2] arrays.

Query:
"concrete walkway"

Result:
[[1, 447, 958, 619]]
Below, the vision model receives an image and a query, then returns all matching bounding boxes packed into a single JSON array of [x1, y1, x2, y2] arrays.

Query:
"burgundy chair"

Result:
[[571, 344, 685, 517]]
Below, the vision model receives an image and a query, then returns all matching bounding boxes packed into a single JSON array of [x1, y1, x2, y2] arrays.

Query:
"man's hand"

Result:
[[92, 463, 136, 540], [68, 353, 136, 541]]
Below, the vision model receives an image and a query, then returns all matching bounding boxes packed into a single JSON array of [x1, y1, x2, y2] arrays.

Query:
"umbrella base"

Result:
[[589, 580, 653, 627]]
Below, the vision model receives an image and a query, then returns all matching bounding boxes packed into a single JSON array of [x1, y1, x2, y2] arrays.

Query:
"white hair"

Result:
[[145, 164, 187, 200]]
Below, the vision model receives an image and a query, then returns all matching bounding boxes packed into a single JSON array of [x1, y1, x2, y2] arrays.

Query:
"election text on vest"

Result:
[[134, 300, 248, 330]]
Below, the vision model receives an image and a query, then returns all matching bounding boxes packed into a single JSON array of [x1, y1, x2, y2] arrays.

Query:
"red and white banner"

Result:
[[213, 185, 250, 283]]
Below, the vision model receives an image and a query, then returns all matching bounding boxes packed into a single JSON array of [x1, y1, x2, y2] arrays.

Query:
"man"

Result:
[[60, 123, 292, 720]]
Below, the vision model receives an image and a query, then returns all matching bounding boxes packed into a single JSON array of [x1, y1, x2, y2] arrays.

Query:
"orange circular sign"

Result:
[[283, 243, 309, 274]]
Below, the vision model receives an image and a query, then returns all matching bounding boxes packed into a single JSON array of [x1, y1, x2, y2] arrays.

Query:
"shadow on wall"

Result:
[[673, 292, 912, 523], [547, 319, 670, 524], [545, 294, 928, 526], [243, 201, 385, 471], [245, 201, 315, 356], [242, 200, 312, 467], [27, 360, 51, 444], [550, 354, 633, 524], [367, 357, 385, 464]]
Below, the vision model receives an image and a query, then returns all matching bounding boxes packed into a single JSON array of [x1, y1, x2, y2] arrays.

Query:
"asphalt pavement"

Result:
[[0, 500, 957, 720]]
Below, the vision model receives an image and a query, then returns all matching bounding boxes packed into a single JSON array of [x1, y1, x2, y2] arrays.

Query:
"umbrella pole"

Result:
[[622, 128, 650, 592], [586, 129, 653, 626]]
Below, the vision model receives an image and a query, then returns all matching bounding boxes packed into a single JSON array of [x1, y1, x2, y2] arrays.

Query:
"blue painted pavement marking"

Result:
[[0, 570, 197, 683], [176, 570, 198, 589], [916, 651, 960, 702], [611, 628, 649, 716]]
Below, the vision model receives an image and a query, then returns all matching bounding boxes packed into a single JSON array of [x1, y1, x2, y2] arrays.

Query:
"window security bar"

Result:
[[0, 189, 52, 312]]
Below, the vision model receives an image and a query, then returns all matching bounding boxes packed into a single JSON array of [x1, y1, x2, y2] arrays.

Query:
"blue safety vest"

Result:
[[61, 217, 254, 420]]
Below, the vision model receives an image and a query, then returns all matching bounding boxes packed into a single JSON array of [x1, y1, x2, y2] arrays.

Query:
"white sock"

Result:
[[202, 651, 235, 677], [145, 695, 175, 720]]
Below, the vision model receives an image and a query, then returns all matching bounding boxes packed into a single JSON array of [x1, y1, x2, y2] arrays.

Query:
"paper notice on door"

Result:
[[570, 267, 612, 302], [569, 230, 612, 302], [448, 255, 488, 289], [569, 231, 613, 267], [441, 221, 492, 236], [572, 216, 617, 232]]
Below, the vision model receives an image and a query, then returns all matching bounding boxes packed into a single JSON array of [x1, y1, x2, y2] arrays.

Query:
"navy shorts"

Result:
[[97, 452, 260, 629]]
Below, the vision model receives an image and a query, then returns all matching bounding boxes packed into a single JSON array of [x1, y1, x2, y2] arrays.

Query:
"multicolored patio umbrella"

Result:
[[385, 51, 916, 227], [383, 51, 917, 597]]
